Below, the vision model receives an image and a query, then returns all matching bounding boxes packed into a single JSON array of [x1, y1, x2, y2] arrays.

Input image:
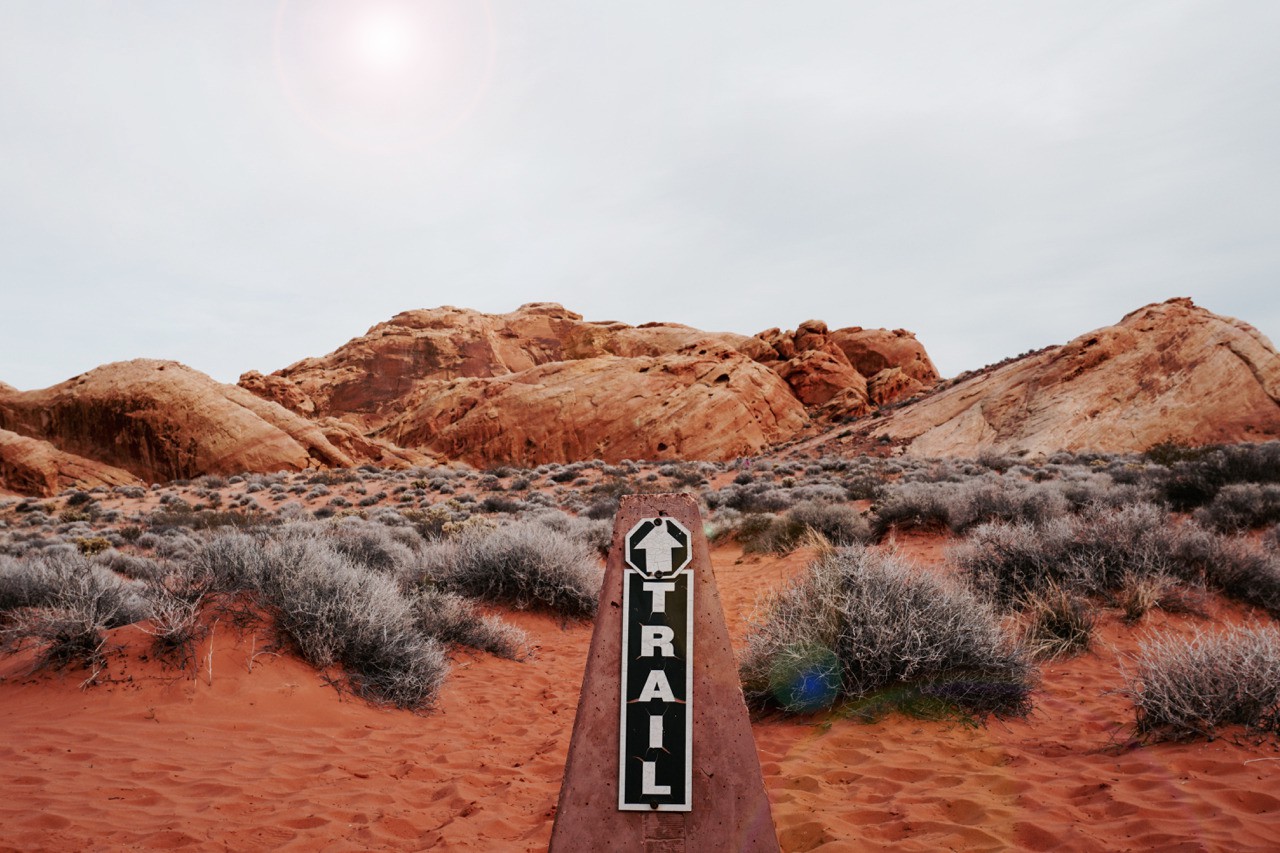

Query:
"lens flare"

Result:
[[354, 13, 416, 72], [274, 0, 494, 153]]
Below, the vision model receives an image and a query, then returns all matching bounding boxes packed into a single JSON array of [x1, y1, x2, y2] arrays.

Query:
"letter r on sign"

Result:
[[640, 625, 676, 658]]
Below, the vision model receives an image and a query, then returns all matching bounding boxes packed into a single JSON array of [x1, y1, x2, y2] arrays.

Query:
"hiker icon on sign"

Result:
[[624, 518, 691, 580]]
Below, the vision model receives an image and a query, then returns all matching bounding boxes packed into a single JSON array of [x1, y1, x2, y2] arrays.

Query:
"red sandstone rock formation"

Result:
[[0, 429, 142, 497], [239, 303, 760, 432], [807, 298, 1280, 458], [378, 341, 808, 467], [829, 327, 939, 386], [0, 360, 417, 487], [752, 321, 870, 413]]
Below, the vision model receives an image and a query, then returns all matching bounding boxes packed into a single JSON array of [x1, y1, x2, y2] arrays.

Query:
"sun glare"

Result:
[[355, 13, 416, 72], [274, 0, 495, 152]]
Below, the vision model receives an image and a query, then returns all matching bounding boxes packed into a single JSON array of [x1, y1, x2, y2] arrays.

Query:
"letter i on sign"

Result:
[[619, 516, 693, 811]]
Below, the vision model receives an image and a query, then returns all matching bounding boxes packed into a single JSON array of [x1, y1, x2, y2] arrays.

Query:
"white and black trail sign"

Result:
[[619, 516, 694, 811], [550, 493, 779, 853]]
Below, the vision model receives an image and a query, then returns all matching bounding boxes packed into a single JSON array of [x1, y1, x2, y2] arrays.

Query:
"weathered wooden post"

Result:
[[550, 493, 779, 852]]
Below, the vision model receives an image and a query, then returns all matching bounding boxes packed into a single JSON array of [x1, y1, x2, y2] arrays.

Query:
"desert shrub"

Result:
[[956, 505, 1280, 618], [787, 501, 873, 547], [870, 481, 969, 536], [0, 554, 59, 612], [141, 584, 207, 668], [257, 533, 448, 709], [740, 546, 1033, 719], [732, 514, 803, 555], [530, 511, 612, 557], [324, 518, 418, 579], [478, 491, 522, 512], [1193, 484, 1280, 532], [584, 498, 618, 521], [1, 552, 148, 670], [950, 519, 1081, 606], [844, 474, 885, 501], [1126, 625, 1280, 741], [412, 590, 528, 660], [75, 536, 112, 556], [1197, 537, 1280, 617], [954, 504, 1192, 607], [95, 550, 166, 582], [1021, 583, 1094, 659], [190, 531, 266, 592], [423, 522, 602, 618], [1156, 442, 1280, 511], [731, 502, 872, 556]]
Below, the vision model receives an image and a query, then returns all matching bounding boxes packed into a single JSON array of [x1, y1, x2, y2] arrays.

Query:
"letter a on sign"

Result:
[[550, 494, 779, 852]]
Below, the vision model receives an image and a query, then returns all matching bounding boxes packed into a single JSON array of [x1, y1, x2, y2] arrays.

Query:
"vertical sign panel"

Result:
[[549, 493, 780, 852], [619, 516, 693, 811]]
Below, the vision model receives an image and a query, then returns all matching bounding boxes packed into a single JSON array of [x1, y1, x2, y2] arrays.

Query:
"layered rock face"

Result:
[[239, 303, 936, 468], [379, 341, 808, 466], [239, 303, 760, 431], [0, 304, 937, 492], [814, 298, 1280, 458], [0, 429, 142, 496], [0, 360, 425, 490]]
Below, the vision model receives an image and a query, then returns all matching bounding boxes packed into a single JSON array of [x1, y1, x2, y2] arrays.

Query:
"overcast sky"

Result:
[[2, 1, 1278, 390]]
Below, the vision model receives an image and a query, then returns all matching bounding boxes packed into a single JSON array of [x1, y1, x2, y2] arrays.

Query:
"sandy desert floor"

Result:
[[3, 535, 1280, 852]]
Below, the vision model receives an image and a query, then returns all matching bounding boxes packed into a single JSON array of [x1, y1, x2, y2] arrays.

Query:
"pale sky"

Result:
[[2, 1, 1277, 391]]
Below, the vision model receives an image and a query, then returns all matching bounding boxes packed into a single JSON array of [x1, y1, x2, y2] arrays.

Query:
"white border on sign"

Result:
[[617, 567, 694, 812], [623, 517, 693, 579]]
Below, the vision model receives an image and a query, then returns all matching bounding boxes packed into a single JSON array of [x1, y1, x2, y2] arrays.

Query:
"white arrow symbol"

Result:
[[635, 522, 682, 577]]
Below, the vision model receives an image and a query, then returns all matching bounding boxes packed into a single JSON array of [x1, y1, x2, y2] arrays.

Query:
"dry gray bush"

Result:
[[1125, 624, 1280, 741], [872, 476, 1071, 537], [422, 521, 602, 618], [1, 552, 147, 671], [140, 584, 207, 668], [740, 546, 1033, 719], [257, 533, 447, 709], [412, 589, 528, 660], [1020, 583, 1094, 660], [1194, 484, 1280, 532], [324, 517, 419, 580]]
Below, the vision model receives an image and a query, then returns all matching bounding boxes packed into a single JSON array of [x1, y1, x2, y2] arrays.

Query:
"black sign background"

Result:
[[620, 569, 691, 809]]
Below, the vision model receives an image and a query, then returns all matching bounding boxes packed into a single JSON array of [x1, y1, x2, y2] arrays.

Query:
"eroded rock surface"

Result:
[[0, 360, 369, 485], [0, 428, 142, 497], [379, 341, 808, 466], [809, 299, 1280, 458]]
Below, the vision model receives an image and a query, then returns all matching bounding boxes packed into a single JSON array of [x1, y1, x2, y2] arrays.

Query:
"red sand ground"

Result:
[[3, 542, 1280, 851]]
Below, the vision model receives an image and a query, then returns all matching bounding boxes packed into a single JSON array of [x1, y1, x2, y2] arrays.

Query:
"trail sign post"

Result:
[[619, 517, 694, 810], [550, 494, 779, 852]]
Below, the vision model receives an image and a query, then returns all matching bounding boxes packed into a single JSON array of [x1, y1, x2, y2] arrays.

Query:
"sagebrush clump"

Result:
[[740, 546, 1033, 719], [421, 521, 602, 618], [1126, 625, 1280, 741]]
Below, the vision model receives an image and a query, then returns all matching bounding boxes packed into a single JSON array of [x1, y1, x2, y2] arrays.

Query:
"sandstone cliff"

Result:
[[0, 360, 424, 489], [378, 340, 809, 466], [0, 428, 142, 496], [805, 298, 1280, 459], [238, 303, 936, 467]]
